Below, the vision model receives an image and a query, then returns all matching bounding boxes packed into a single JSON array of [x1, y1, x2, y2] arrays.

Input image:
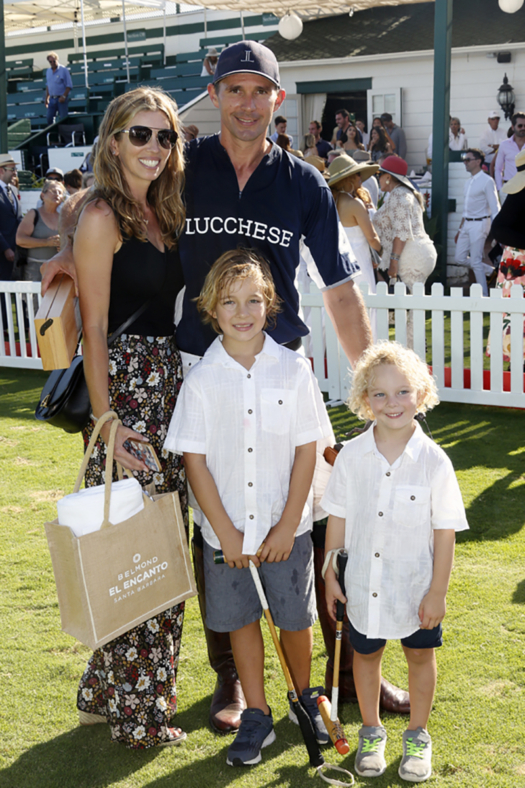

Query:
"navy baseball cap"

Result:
[[213, 40, 280, 88]]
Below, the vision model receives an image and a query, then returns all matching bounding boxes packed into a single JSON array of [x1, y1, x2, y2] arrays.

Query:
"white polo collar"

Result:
[[203, 332, 281, 370], [360, 419, 426, 464]]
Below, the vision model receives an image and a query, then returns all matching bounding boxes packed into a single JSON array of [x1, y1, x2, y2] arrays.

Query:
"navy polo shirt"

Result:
[[316, 139, 332, 159], [177, 134, 359, 356]]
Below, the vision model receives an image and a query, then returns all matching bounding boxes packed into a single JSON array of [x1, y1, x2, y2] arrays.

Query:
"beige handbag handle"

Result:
[[73, 410, 152, 529], [73, 410, 120, 492]]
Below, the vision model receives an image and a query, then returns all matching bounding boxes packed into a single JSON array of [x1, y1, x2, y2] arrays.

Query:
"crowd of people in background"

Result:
[[3, 69, 525, 363], [274, 103, 525, 325]]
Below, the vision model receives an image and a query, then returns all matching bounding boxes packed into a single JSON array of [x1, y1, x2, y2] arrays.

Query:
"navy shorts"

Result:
[[348, 618, 443, 655], [203, 531, 317, 633]]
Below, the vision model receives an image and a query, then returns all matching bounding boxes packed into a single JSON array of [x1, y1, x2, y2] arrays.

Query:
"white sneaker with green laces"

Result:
[[398, 727, 432, 782], [355, 725, 387, 777]]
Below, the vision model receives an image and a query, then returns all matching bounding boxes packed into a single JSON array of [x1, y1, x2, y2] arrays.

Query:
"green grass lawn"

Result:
[[1, 367, 524, 788]]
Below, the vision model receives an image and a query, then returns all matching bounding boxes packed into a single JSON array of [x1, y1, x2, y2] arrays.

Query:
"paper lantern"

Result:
[[278, 13, 303, 41], [498, 0, 524, 13]]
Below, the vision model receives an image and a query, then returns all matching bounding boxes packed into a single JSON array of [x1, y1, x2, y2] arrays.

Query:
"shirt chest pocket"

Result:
[[392, 486, 431, 528], [260, 388, 295, 435]]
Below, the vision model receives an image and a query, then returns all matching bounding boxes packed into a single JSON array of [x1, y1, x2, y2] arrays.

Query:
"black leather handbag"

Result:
[[35, 295, 156, 434], [35, 355, 90, 433]]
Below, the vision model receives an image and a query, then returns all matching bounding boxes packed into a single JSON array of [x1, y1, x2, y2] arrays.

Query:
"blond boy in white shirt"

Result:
[[322, 342, 468, 783], [165, 249, 332, 767]]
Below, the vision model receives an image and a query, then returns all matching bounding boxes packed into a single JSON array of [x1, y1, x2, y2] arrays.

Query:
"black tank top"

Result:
[[108, 236, 184, 337]]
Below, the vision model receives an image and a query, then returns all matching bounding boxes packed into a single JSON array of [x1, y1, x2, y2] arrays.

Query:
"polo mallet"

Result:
[[317, 549, 350, 755], [213, 550, 353, 785]]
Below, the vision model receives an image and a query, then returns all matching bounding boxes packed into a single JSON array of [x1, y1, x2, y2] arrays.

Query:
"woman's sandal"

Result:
[[78, 710, 107, 725], [160, 727, 187, 746]]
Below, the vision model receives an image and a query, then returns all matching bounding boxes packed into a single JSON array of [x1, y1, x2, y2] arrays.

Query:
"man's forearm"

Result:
[[322, 279, 372, 368]]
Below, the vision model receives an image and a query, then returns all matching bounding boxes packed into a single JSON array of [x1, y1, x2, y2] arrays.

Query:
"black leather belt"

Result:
[[465, 216, 490, 221]]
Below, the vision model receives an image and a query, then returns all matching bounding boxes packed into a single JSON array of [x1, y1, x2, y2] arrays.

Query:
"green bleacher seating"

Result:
[[150, 66, 177, 79], [140, 54, 164, 71], [17, 170, 34, 188], [6, 59, 34, 79], [89, 83, 115, 97], [89, 99, 112, 114], [174, 51, 203, 63], [199, 31, 273, 48], [68, 44, 164, 65], [7, 119, 32, 149], [176, 89, 205, 107], [7, 103, 44, 122], [126, 82, 206, 109], [9, 89, 45, 104], [69, 89, 89, 113], [150, 62, 201, 79], [69, 57, 142, 75], [72, 73, 88, 87], [17, 80, 45, 93]]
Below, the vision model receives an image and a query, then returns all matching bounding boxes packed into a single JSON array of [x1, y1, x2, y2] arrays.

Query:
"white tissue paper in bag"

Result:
[[57, 477, 144, 537]]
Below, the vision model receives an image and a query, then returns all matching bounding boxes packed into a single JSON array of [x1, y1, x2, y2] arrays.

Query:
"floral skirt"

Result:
[[486, 246, 525, 362], [77, 334, 189, 749]]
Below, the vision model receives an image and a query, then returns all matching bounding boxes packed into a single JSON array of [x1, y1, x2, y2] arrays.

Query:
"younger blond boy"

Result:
[[322, 342, 468, 782]]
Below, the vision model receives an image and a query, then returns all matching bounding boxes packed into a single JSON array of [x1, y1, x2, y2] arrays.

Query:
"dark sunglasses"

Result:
[[117, 125, 178, 150]]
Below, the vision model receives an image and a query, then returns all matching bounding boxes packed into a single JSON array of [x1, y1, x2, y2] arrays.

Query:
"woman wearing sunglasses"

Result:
[[73, 88, 188, 748]]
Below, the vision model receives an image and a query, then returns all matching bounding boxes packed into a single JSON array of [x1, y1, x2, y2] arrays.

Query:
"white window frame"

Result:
[[367, 88, 402, 128]]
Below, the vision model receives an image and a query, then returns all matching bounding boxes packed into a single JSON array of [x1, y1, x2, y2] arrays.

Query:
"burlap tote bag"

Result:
[[45, 410, 196, 650]]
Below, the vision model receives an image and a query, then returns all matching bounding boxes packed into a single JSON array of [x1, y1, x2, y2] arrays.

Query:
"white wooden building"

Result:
[[264, 1, 525, 172]]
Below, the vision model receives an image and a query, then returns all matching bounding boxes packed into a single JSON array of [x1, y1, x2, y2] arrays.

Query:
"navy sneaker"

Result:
[[288, 686, 330, 745], [226, 707, 275, 766]]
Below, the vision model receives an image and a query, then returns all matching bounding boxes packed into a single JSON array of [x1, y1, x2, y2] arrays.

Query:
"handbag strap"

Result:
[[107, 296, 153, 347]]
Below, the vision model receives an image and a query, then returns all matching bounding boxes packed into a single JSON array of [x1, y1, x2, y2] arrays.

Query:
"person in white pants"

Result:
[[455, 148, 500, 296]]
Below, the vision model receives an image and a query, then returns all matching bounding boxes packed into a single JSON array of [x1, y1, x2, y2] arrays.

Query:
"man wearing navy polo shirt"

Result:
[[177, 41, 409, 733], [45, 52, 73, 125], [309, 120, 332, 160]]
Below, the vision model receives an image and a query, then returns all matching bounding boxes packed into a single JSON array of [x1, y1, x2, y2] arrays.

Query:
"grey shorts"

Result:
[[203, 531, 317, 633]]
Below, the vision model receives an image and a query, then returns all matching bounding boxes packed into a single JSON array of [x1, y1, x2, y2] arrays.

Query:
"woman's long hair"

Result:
[[276, 134, 292, 152], [330, 173, 371, 206], [369, 127, 389, 153], [91, 87, 185, 248]]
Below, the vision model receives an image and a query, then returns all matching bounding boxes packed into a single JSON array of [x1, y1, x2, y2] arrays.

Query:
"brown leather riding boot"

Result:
[[312, 522, 411, 715], [192, 529, 246, 733]]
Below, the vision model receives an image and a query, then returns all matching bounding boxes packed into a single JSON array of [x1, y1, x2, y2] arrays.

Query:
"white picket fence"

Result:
[[301, 281, 525, 409], [2, 279, 525, 409], [0, 281, 43, 370]]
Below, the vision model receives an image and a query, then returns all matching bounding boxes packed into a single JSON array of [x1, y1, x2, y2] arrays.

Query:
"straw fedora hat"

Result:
[[0, 153, 17, 168], [377, 155, 416, 192], [327, 154, 379, 187], [502, 149, 525, 194]]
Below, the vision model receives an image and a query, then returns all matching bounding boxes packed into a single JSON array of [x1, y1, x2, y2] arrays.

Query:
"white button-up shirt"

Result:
[[478, 125, 507, 161], [165, 333, 331, 554], [321, 423, 469, 640], [427, 131, 468, 158], [494, 137, 525, 190], [463, 170, 500, 221]]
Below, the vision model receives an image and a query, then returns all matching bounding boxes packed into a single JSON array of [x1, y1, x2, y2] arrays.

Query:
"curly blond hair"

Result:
[[348, 341, 439, 420], [88, 87, 185, 249], [196, 248, 282, 334]]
